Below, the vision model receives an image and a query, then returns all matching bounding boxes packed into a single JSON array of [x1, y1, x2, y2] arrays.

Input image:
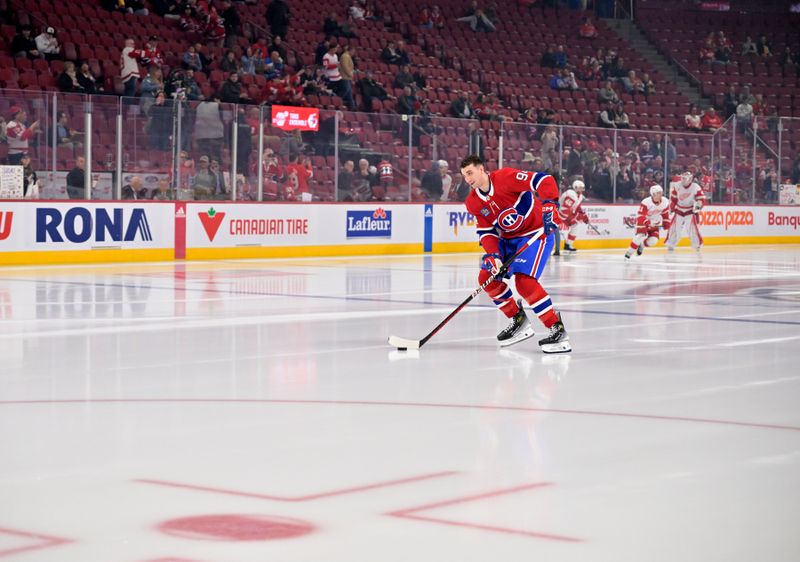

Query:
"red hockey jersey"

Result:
[[465, 168, 559, 254]]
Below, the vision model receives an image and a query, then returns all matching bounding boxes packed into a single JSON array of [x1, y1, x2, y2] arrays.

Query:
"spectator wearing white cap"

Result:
[[35, 26, 61, 61]]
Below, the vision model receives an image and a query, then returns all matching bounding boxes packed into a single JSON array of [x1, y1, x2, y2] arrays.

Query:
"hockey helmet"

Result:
[[650, 184, 663, 196], [572, 179, 585, 192]]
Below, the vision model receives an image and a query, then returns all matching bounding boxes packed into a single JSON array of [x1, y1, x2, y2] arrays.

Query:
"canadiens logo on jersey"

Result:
[[497, 208, 524, 232]]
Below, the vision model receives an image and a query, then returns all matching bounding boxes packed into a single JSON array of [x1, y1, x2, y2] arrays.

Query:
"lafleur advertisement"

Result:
[[346, 208, 392, 238]]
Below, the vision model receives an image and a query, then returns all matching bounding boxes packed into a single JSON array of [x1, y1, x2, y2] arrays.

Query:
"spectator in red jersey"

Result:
[[701, 107, 722, 133], [685, 104, 702, 132], [284, 154, 313, 201], [752, 93, 767, 117], [579, 17, 598, 39], [140, 36, 164, 69], [205, 7, 226, 47], [699, 39, 715, 65], [5, 107, 39, 165]]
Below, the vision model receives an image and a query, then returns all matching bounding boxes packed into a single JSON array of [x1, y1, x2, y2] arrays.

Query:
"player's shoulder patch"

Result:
[[480, 207, 490, 217]]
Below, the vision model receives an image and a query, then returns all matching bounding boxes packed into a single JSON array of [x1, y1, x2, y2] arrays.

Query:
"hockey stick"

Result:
[[388, 228, 545, 351]]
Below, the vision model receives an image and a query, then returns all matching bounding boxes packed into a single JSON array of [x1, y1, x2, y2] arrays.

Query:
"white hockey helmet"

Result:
[[572, 179, 585, 192], [650, 184, 663, 196], [681, 171, 693, 186]]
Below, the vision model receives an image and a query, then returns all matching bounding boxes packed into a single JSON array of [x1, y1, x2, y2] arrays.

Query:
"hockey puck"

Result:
[[397, 347, 407, 351]]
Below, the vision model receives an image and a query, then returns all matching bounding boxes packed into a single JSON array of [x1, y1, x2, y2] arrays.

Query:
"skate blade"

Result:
[[540, 339, 572, 354], [498, 324, 535, 348]]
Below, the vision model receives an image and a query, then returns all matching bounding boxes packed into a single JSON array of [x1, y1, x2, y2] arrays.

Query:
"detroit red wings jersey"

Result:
[[465, 168, 559, 251], [637, 196, 671, 231], [669, 180, 705, 216], [558, 189, 587, 225], [378, 160, 393, 184]]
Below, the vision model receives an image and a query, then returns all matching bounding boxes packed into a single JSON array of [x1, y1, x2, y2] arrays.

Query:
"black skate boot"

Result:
[[563, 243, 577, 252], [497, 299, 534, 347], [538, 312, 571, 354], [636, 244, 644, 256]]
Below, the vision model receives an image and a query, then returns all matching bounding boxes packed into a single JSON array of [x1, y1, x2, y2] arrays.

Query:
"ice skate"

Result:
[[497, 300, 534, 347], [538, 312, 571, 354], [636, 244, 644, 256], [624, 250, 632, 260], [563, 243, 577, 252]]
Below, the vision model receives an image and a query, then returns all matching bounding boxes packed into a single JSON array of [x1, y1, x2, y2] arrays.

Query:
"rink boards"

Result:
[[0, 201, 799, 265]]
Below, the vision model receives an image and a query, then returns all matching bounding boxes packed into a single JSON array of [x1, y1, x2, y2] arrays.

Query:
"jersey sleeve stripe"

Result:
[[531, 172, 549, 192]]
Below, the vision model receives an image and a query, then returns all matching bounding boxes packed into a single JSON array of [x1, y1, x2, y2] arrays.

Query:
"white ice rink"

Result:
[[1, 245, 799, 562]]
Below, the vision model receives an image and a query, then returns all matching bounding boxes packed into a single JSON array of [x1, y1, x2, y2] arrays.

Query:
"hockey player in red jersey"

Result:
[[624, 184, 671, 260], [558, 179, 590, 252], [460, 154, 570, 354]]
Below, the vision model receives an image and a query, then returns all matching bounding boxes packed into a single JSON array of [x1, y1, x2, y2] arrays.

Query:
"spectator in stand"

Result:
[[6, 106, 39, 165], [221, 50, 240, 73], [579, 17, 598, 39], [269, 36, 289, 62], [598, 102, 616, 128], [723, 85, 738, 117], [608, 56, 627, 80], [122, 176, 147, 200], [553, 45, 568, 69], [540, 45, 557, 68], [752, 93, 767, 117], [380, 40, 403, 65], [179, 5, 201, 33], [394, 64, 415, 90], [66, 156, 86, 199], [205, 6, 226, 48], [430, 5, 445, 28], [265, 0, 291, 40], [396, 85, 418, 115], [622, 70, 644, 95], [614, 102, 630, 129], [339, 44, 355, 91], [220, 72, 249, 104], [34, 26, 61, 61], [151, 179, 175, 200], [147, 91, 172, 151], [358, 69, 394, 111], [324, 12, 356, 38], [395, 40, 411, 66], [192, 155, 217, 199], [284, 154, 313, 201], [685, 104, 702, 132], [120, 38, 142, 98], [597, 80, 619, 105], [240, 47, 257, 75], [420, 161, 444, 200], [756, 35, 772, 57], [418, 6, 433, 28], [221, 0, 241, 48], [714, 41, 731, 65], [736, 98, 754, 128], [791, 154, 800, 184], [103, 0, 148, 15], [183, 45, 204, 71], [739, 85, 756, 105], [195, 96, 224, 162], [549, 69, 578, 91], [140, 36, 164, 69], [337, 159, 356, 200], [450, 91, 476, 119], [616, 158, 638, 201], [11, 25, 40, 59], [651, 133, 675, 162], [323, 43, 355, 109], [779, 47, 796, 69], [741, 36, 758, 56], [151, 0, 181, 20], [699, 39, 715, 65], [540, 125, 558, 171], [314, 37, 333, 66], [456, 1, 496, 32], [77, 61, 101, 94], [349, 0, 366, 21], [641, 72, 655, 97], [53, 111, 82, 150], [58, 61, 86, 93], [265, 51, 285, 80], [139, 66, 164, 115]]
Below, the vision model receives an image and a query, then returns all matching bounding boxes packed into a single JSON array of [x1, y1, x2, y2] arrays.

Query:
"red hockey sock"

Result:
[[479, 269, 519, 318], [515, 274, 559, 328]]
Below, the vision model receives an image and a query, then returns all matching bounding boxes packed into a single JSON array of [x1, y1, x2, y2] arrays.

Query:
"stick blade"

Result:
[[387, 335, 420, 350]]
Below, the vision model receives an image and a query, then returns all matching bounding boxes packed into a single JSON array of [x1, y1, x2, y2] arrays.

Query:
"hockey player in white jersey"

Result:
[[625, 184, 671, 260], [666, 171, 705, 251], [558, 180, 589, 252]]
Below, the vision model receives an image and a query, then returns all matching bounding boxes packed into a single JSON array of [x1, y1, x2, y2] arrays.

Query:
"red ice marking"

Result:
[[388, 482, 581, 543], [0, 527, 72, 558], [136, 471, 458, 502], [142, 558, 209, 562], [156, 514, 314, 542]]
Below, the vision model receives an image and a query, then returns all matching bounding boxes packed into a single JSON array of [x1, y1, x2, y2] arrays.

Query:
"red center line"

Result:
[[2, 398, 798, 432], [136, 471, 459, 502], [387, 482, 582, 543]]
